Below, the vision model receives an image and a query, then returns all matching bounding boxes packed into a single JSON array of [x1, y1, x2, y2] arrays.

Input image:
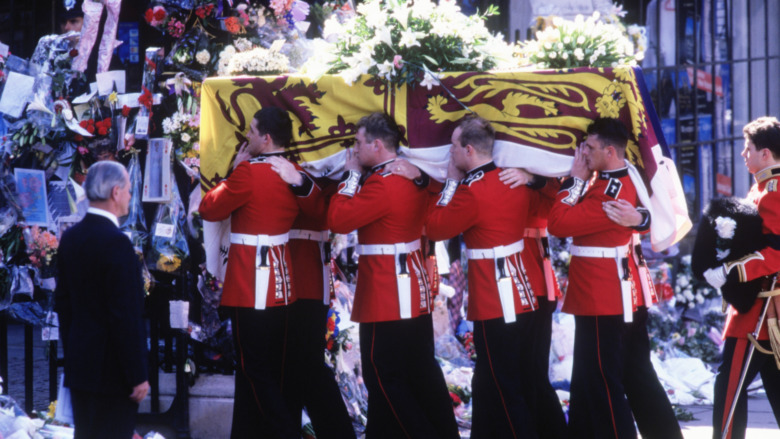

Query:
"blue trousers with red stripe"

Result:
[[230, 306, 301, 439], [471, 312, 538, 439], [712, 337, 780, 439], [532, 297, 568, 438], [568, 307, 682, 439], [359, 314, 459, 439]]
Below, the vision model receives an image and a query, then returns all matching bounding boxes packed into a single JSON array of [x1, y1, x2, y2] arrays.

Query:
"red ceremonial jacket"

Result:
[[524, 178, 563, 299], [723, 165, 780, 339], [199, 153, 322, 308], [548, 168, 645, 316], [425, 162, 543, 321], [328, 159, 432, 323], [288, 179, 335, 302]]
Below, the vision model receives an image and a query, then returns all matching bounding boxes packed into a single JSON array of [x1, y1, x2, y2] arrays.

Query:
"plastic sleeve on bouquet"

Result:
[[136, 47, 164, 140], [146, 172, 190, 275]]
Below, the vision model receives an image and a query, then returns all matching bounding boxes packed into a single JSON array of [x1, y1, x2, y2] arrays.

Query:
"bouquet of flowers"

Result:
[[516, 10, 645, 69], [26, 226, 58, 278], [163, 110, 201, 171], [674, 254, 719, 310], [303, 0, 514, 87], [224, 39, 290, 76]]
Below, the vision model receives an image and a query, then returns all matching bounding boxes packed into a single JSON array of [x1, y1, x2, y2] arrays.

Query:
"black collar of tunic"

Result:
[[598, 167, 628, 180]]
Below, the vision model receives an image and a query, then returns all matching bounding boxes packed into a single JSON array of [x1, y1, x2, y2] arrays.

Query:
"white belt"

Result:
[[230, 232, 289, 247], [570, 244, 629, 258], [571, 243, 633, 322], [466, 240, 524, 260], [356, 240, 421, 255], [230, 232, 289, 310], [289, 229, 329, 242], [356, 239, 421, 319], [523, 228, 548, 239]]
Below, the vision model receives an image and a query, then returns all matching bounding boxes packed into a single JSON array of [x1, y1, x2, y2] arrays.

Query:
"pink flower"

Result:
[[393, 55, 404, 69]]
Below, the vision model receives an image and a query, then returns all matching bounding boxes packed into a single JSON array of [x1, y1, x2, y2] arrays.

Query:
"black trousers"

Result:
[[359, 313, 459, 439], [712, 336, 780, 439], [71, 389, 138, 439], [569, 307, 682, 439], [471, 312, 538, 439], [291, 299, 356, 439], [532, 298, 568, 439], [230, 306, 301, 439]]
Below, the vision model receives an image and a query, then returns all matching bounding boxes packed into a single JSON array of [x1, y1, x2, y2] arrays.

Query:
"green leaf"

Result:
[[422, 54, 439, 66]]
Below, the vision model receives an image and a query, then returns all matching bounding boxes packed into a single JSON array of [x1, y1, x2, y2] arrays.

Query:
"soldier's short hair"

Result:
[[587, 117, 629, 157], [743, 117, 780, 158], [253, 107, 293, 148], [456, 116, 495, 155], [356, 112, 402, 152], [84, 161, 127, 202]]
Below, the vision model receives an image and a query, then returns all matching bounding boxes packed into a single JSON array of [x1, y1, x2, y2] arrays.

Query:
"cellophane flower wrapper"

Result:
[[164, 26, 212, 81], [121, 154, 153, 294], [147, 171, 190, 275], [120, 153, 148, 250]]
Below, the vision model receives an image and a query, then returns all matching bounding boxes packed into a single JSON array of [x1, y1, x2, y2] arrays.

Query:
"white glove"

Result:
[[704, 266, 727, 289]]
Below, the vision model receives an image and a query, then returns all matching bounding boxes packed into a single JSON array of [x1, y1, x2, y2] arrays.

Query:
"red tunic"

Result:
[[199, 154, 322, 308], [288, 180, 334, 302], [328, 159, 432, 323], [723, 165, 780, 339], [524, 178, 563, 299], [425, 162, 543, 321], [548, 168, 645, 316]]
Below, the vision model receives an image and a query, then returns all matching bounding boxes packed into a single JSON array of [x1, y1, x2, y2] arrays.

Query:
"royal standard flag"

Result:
[[200, 67, 691, 269]]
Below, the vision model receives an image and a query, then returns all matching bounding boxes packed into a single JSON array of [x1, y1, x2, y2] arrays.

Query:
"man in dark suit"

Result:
[[55, 160, 149, 439]]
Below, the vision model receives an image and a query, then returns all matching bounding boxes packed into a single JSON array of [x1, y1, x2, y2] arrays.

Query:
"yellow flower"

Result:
[[157, 253, 182, 272], [595, 82, 626, 118], [47, 400, 57, 419]]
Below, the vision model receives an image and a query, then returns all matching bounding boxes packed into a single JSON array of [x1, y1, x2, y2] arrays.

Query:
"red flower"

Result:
[[449, 392, 462, 406], [79, 120, 88, 128], [69, 49, 78, 57], [139, 86, 153, 110], [144, 8, 154, 23], [326, 339, 334, 350], [98, 126, 108, 136], [121, 105, 131, 117], [195, 7, 207, 19], [225, 16, 241, 34], [74, 134, 83, 142], [154, 8, 166, 21], [86, 125, 95, 134]]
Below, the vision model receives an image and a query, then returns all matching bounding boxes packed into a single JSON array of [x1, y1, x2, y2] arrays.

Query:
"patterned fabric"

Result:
[[446, 259, 468, 333]]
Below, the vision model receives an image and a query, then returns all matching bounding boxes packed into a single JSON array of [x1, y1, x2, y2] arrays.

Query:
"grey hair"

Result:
[[84, 161, 128, 202]]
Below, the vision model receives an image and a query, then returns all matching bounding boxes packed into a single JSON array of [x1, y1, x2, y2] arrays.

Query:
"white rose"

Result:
[[181, 133, 191, 143], [714, 216, 737, 239], [196, 50, 210, 65]]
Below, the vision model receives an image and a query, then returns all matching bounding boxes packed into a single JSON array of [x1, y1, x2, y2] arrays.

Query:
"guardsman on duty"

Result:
[[548, 117, 683, 439], [424, 116, 551, 438], [200, 107, 323, 439], [499, 166, 568, 438], [328, 112, 459, 439], [704, 116, 780, 439]]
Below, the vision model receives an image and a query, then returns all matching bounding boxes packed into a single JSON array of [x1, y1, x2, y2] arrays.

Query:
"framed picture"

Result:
[[15, 168, 49, 227]]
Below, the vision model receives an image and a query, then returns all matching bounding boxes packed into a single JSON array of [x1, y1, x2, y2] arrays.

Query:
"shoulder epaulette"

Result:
[[463, 170, 485, 186]]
